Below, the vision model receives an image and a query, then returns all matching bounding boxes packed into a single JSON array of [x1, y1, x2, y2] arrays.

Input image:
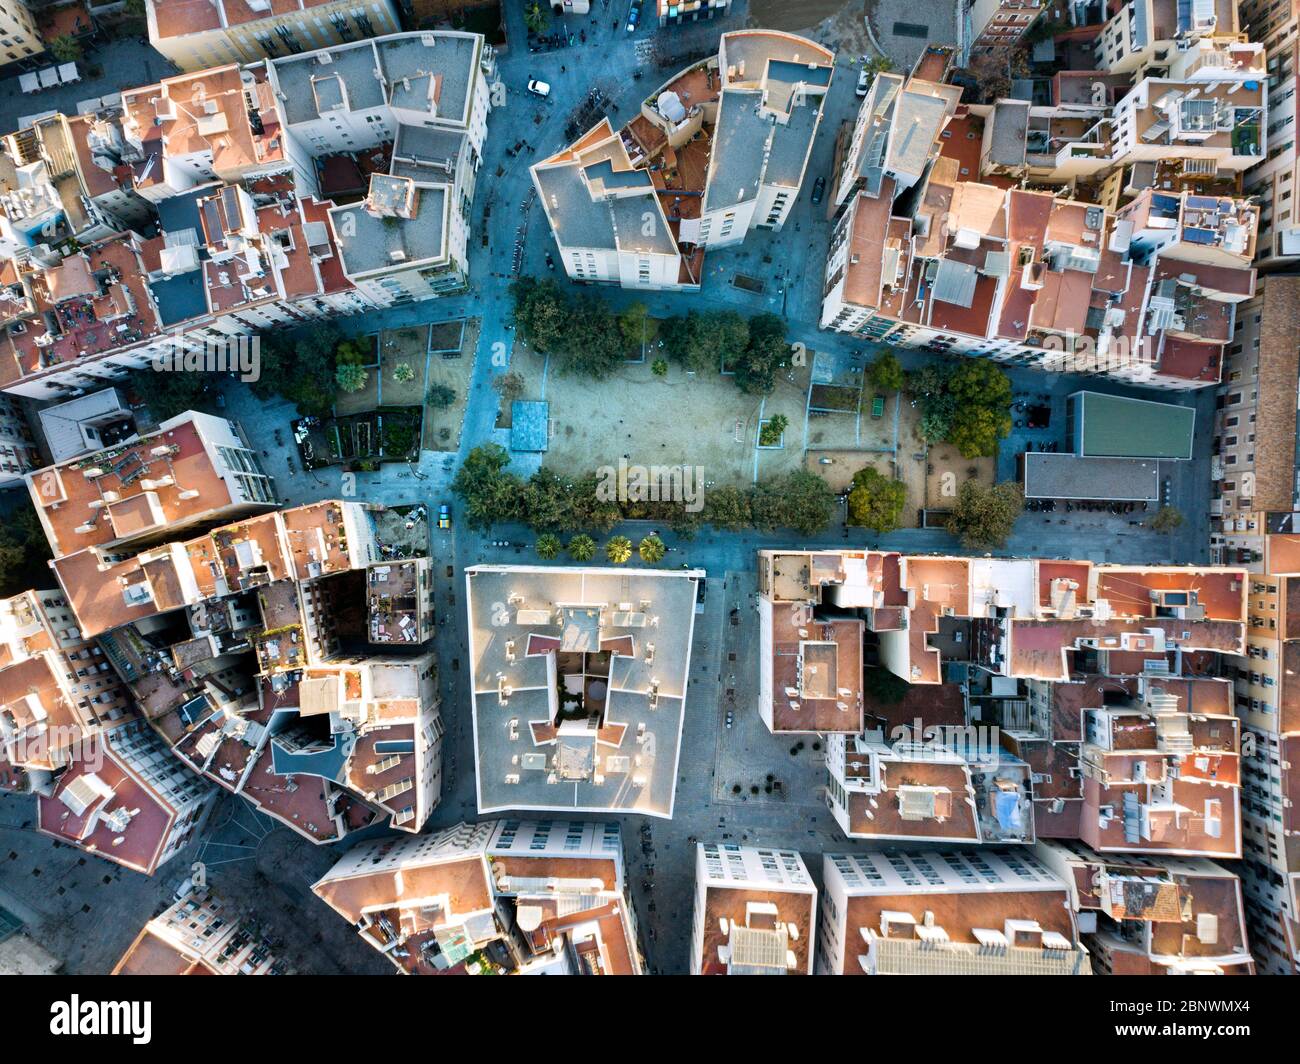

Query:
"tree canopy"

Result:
[[867, 350, 905, 393], [946, 480, 1024, 551], [848, 466, 907, 533], [905, 358, 1012, 456]]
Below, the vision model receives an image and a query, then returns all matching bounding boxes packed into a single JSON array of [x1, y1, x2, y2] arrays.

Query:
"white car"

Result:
[[856, 69, 871, 97], [527, 79, 551, 98]]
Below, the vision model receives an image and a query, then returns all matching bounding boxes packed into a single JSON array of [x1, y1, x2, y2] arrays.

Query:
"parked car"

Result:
[[811, 176, 826, 204], [526, 79, 551, 98], [437, 503, 451, 530], [856, 68, 871, 96]]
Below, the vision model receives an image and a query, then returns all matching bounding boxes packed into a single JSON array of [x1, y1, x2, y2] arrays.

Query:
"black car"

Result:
[[811, 176, 826, 204]]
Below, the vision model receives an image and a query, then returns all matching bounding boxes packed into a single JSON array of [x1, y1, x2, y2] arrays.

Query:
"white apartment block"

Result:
[[313, 819, 642, 974], [689, 843, 816, 974], [533, 30, 833, 291], [817, 849, 1089, 975], [262, 32, 494, 305]]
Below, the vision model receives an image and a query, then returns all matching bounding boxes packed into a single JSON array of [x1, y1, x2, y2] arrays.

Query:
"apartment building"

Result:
[[146, 0, 402, 73], [1, 110, 153, 260], [689, 843, 816, 974], [967, 0, 1048, 59], [25, 410, 275, 596], [822, 150, 1258, 388], [36, 715, 214, 875], [58, 495, 448, 843], [756, 549, 864, 735], [267, 31, 495, 304], [1237, 0, 1299, 267], [1211, 274, 1300, 518], [758, 550, 1247, 854], [465, 565, 703, 819], [533, 30, 833, 290], [367, 557, 434, 644], [817, 849, 1090, 974], [312, 819, 642, 974], [1037, 840, 1255, 973], [0, 587, 132, 794], [0, 1, 45, 69], [113, 884, 284, 974], [36, 387, 137, 464], [0, 30, 495, 401], [1208, 517, 1300, 972], [0, 390, 39, 484], [1093, 0, 1237, 76]]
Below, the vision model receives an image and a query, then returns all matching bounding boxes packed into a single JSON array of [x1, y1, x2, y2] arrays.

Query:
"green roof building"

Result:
[[1068, 391, 1196, 461]]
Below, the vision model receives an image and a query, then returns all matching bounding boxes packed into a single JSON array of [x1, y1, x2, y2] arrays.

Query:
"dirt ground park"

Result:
[[507, 339, 812, 487], [333, 321, 478, 452]]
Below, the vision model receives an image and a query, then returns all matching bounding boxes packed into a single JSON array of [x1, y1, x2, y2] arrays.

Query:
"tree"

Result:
[[523, 1, 548, 35], [638, 535, 666, 564], [906, 363, 958, 443], [426, 383, 456, 409], [49, 36, 82, 64], [702, 485, 752, 531], [735, 313, 789, 396], [946, 360, 1012, 458], [867, 350, 905, 393], [963, 52, 1011, 103], [619, 302, 656, 351], [335, 338, 369, 366], [864, 54, 894, 77], [752, 471, 835, 535], [126, 365, 210, 421], [521, 468, 573, 532], [535, 533, 562, 560], [570, 473, 624, 533], [606, 535, 633, 564], [567, 534, 597, 562], [254, 322, 345, 416], [848, 467, 907, 533], [946, 480, 1024, 551], [948, 404, 1012, 459], [1150, 506, 1185, 533], [651, 358, 668, 378], [336, 363, 369, 392], [0, 500, 53, 599], [511, 277, 569, 354], [493, 371, 526, 405], [452, 445, 524, 530], [561, 296, 624, 378], [393, 363, 415, 383], [759, 414, 789, 447]]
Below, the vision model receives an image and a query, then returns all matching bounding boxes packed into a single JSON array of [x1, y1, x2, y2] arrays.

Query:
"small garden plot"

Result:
[[429, 319, 466, 355]]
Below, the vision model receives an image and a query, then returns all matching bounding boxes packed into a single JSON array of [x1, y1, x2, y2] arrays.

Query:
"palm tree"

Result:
[[605, 535, 633, 565], [638, 535, 666, 564], [567, 534, 597, 562], [336, 363, 369, 392], [523, 2, 548, 36], [535, 533, 562, 560]]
